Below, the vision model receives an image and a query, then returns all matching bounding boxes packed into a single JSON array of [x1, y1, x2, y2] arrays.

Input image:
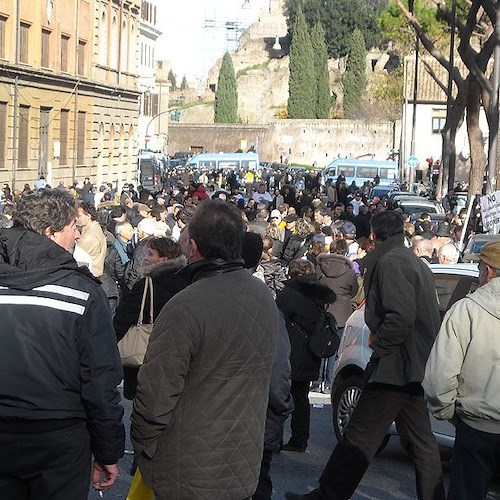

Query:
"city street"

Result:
[[87, 390, 500, 500]]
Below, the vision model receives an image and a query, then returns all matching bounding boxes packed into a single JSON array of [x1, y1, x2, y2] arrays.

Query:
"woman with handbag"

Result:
[[114, 237, 187, 400], [276, 259, 335, 453]]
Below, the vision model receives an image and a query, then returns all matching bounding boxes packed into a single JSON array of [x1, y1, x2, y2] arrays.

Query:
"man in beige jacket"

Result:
[[424, 241, 500, 499], [76, 201, 106, 278]]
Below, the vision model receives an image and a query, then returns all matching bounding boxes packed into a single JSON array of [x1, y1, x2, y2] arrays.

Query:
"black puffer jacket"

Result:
[[114, 256, 188, 399], [276, 275, 336, 381], [0, 227, 124, 464]]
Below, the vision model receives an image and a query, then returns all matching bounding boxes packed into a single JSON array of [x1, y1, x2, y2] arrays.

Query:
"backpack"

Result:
[[286, 305, 340, 359], [308, 306, 340, 358]]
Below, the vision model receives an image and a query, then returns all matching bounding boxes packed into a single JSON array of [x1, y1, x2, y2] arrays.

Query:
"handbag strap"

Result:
[[138, 276, 154, 325]]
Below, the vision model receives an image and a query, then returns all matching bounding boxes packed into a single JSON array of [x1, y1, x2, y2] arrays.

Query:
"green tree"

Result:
[[287, 4, 315, 119], [214, 52, 238, 123], [285, 0, 388, 58], [311, 22, 331, 118], [167, 69, 177, 90], [372, 66, 403, 122], [343, 29, 367, 118], [180, 76, 188, 90]]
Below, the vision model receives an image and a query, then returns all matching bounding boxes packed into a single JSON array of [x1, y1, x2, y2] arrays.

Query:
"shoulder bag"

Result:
[[118, 276, 154, 368]]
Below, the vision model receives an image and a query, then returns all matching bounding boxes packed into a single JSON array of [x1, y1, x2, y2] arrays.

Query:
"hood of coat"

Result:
[[317, 253, 354, 279], [0, 227, 92, 290], [285, 274, 336, 305], [146, 255, 187, 280], [468, 276, 500, 320]]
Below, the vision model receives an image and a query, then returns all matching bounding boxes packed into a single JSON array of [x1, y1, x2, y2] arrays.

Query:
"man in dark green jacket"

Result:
[[287, 210, 445, 500]]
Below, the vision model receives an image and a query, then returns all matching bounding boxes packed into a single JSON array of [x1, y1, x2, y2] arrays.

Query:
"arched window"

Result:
[[120, 18, 128, 71], [111, 13, 119, 69], [99, 10, 108, 66]]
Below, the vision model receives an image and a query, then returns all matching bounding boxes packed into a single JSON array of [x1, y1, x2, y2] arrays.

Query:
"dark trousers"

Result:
[[289, 380, 311, 449], [252, 449, 273, 500], [319, 383, 445, 500], [448, 419, 500, 500], [0, 421, 91, 500]]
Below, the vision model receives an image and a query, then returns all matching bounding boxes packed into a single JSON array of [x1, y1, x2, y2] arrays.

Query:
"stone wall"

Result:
[[168, 120, 398, 167]]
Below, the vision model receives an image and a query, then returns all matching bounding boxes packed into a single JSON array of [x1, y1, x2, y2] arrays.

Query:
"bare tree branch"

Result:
[[395, 0, 465, 91], [420, 57, 449, 94]]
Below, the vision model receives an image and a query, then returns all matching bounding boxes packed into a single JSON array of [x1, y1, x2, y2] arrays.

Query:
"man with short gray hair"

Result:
[[437, 242, 459, 265], [424, 241, 500, 499], [0, 188, 124, 499]]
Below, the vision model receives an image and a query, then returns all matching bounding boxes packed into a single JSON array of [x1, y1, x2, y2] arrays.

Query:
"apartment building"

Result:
[[0, 0, 142, 189]]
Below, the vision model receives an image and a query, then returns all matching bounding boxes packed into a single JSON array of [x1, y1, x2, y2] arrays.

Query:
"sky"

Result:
[[155, 0, 270, 89]]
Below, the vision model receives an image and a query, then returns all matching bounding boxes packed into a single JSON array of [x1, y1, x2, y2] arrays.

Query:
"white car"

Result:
[[331, 263, 479, 451]]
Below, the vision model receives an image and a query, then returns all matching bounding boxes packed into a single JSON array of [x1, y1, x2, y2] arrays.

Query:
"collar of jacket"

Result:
[[0, 227, 97, 289], [362, 233, 404, 293], [182, 258, 245, 284]]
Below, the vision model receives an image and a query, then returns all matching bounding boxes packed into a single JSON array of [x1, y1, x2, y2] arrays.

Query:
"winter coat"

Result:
[[100, 231, 125, 298], [281, 233, 313, 266], [78, 220, 107, 277], [113, 257, 188, 400], [276, 275, 336, 381], [260, 259, 288, 298], [0, 227, 124, 464], [423, 277, 500, 433], [124, 236, 151, 294], [316, 253, 359, 327], [131, 258, 278, 499], [264, 311, 294, 452], [363, 233, 440, 387]]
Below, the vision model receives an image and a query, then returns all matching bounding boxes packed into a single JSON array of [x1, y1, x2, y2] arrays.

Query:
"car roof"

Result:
[[429, 263, 479, 277]]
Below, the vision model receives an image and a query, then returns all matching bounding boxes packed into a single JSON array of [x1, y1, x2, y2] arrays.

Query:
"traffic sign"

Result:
[[407, 155, 419, 168]]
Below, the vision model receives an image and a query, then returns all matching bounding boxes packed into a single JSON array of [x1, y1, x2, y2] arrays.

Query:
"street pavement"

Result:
[[87, 391, 500, 500]]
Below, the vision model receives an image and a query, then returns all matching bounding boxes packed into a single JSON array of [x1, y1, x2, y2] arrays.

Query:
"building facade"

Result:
[[136, 0, 168, 154], [0, 0, 142, 190]]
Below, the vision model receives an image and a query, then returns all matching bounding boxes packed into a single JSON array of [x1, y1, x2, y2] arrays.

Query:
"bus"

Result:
[[321, 158, 399, 187], [186, 152, 260, 172], [138, 152, 162, 190]]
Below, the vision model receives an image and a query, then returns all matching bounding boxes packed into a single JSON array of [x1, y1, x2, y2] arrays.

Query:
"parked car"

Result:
[[369, 185, 396, 201], [462, 234, 500, 263], [331, 263, 479, 452], [397, 198, 444, 216]]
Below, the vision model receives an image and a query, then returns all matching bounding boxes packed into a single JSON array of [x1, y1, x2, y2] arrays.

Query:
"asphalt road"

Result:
[[87, 391, 500, 500]]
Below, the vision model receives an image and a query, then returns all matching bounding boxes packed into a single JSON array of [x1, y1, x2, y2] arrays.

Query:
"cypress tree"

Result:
[[311, 22, 330, 119], [214, 52, 238, 124], [343, 29, 367, 119], [167, 69, 177, 90], [287, 4, 315, 119], [180, 76, 188, 90]]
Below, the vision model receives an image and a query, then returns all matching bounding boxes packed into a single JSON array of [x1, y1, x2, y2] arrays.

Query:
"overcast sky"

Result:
[[155, 1, 269, 87]]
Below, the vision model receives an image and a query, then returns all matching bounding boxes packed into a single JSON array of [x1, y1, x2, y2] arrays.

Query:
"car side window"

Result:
[[434, 274, 479, 315], [434, 274, 461, 313]]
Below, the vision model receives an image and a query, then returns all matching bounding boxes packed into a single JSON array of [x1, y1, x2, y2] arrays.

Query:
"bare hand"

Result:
[[92, 461, 120, 490], [368, 332, 375, 349]]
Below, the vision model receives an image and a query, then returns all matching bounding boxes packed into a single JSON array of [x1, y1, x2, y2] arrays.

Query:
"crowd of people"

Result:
[[0, 167, 499, 500]]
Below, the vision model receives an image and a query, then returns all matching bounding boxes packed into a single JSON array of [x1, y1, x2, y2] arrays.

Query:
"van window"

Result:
[[356, 167, 378, 179], [337, 166, 355, 177], [218, 160, 240, 170]]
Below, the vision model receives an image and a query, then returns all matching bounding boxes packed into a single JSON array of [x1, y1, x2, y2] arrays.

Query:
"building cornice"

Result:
[[0, 62, 141, 100]]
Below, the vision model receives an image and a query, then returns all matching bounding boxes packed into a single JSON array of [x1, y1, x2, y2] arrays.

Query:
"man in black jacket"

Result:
[[0, 188, 124, 500], [286, 210, 445, 500]]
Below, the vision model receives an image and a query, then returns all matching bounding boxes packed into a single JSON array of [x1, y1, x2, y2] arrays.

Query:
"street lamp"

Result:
[[143, 108, 180, 150]]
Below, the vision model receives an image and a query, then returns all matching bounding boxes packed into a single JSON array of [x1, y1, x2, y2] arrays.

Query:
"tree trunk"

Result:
[[440, 83, 467, 198], [467, 78, 487, 199]]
